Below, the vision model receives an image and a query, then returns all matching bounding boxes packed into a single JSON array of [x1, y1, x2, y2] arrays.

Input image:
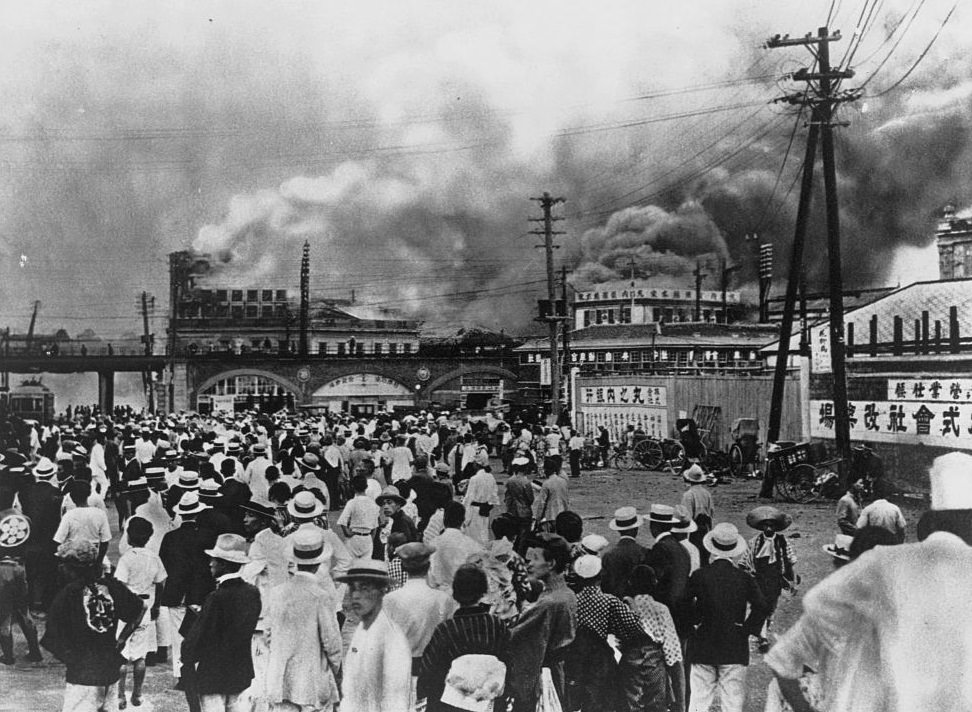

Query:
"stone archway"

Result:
[[423, 365, 519, 396], [192, 368, 302, 411]]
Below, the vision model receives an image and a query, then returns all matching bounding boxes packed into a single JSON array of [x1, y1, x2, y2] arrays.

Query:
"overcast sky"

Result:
[[0, 0, 966, 344]]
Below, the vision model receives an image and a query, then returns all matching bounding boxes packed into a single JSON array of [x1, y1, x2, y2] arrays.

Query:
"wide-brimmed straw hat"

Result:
[[376, 485, 406, 506], [175, 490, 210, 516], [287, 490, 325, 519], [609, 506, 644, 531], [298, 452, 320, 472], [746, 505, 792, 531], [823, 533, 853, 561], [702, 522, 748, 559], [205, 533, 250, 564], [334, 558, 390, 585], [32, 457, 57, 480], [682, 464, 707, 484]]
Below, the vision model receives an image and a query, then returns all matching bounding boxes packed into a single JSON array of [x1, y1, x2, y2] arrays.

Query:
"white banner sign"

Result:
[[540, 358, 551, 386], [579, 406, 669, 442], [580, 384, 666, 407], [886, 379, 972, 402], [211, 395, 236, 415], [810, 325, 831, 374], [811, 399, 972, 449]]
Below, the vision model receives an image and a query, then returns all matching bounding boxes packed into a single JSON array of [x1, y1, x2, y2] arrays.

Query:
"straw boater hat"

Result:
[[199, 479, 223, 500], [746, 506, 793, 531], [298, 452, 320, 472], [609, 506, 645, 531], [682, 464, 708, 484], [226, 441, 242, 455], [251, 443, 267, 456], [702, 522, 748, 559], [648, 504, 677, 527], [580, 534, 610, 555], [376, 485, 407, 507], [672, 504, 698, 534], [287, 490, 326, 520], [205, 533, 250, 564], [823, 533, 853, 561], [145, 465, 166, 485], [32, 457, 57, 480], [334, 558, 390, 585], [175, 490, 210, 516], [291, 526, 328, 565], [126, 477, 149, 495], [573, 554, 603, 580], [178, 471, 200, 489]]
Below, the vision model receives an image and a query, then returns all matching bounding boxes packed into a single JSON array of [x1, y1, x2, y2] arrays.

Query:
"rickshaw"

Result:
[[728, 418, 761, 477]]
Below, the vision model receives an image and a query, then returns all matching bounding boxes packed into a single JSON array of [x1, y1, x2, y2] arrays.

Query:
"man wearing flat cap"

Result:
[[337, 560, 412, 712], [182, 533, 261, 712]]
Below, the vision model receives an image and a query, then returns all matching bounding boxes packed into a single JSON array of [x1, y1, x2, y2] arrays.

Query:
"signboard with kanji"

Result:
[[580, 384, 667, 407], [578, 406, 668, 442], [810, 324, 831, 374], [810, 399, 972, 449], [886, 379, 972, 402]]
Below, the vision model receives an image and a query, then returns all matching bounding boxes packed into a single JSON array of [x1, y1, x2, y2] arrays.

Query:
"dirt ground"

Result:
[[1, 461, 925, 712]]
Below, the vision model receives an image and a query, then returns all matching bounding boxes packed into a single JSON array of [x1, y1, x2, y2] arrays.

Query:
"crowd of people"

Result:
[[0, 406, 969, 712]]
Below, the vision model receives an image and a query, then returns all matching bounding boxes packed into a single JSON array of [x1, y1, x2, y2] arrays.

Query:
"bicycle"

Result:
[[632, 437, 686, 473]]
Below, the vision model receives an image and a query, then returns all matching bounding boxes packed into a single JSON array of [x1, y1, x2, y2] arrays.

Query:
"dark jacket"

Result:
[[687, 559, 769, 665], [644, 533, 692, 634], [41, 577, 144, 685], [600, 537, 649, 597], [182, 576, 261, 694], [18, 481, 62, 551], [158, 522, 214, 607]]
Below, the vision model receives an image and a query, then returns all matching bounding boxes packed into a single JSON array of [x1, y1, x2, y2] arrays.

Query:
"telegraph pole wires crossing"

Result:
[[765, 26, 859, 486], [530, 192, 567, 424]]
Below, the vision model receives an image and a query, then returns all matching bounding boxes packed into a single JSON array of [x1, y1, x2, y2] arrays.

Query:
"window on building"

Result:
[[246, 290, 258, 302], [356, 342, 365, 355], [584, 310, 592, 327], [403, 343, 412, 354], [276, 290, 287, 301], [231, 290, 243, 302], [261, 305, 273, 318], [251, 339, 262, 350], [231, 306, 244, 319], [374, 343, 383, 355], [607, 309, 616, 324], [216, 290, 228, 302], [215, 304, 229, 317], [318, 342, 328, 355], [620, 306, 631, 324], [275, 305, 288, 317], [596, 351, 606, 362], [337, 343, 346, 355], [245, 305, 258, 318], [262, 290, 273, 301], [201, 304, 213, 318], [389, 343, 398, 354]]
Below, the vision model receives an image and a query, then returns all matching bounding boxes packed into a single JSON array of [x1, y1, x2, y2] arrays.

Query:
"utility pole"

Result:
[[720, 259, 741, 324], [626, 257, 637, 323], [561, 265, 571, 420], [138, 291, 156, 413], [530, 192, 566, 424], [299, 240, 310, 357], [766, 26, 858, 484], [693, 261, 707, 321]]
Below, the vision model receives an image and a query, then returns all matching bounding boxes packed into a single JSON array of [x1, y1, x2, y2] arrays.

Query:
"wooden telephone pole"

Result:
[[766, 26, 859, 484], [530, 192, 566, 424]]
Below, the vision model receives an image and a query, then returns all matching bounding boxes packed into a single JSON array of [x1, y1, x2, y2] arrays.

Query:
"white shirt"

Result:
[[342, 610, 412, 712], [53, 506, 112, 547], [135, 438, 157, 464], [383, 578, 457, 657], [338, 495, 381, 535], [115, 547, 167, 606]]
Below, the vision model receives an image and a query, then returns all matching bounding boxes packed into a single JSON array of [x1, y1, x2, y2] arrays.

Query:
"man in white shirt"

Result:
[[567, 430, 586, 479], [856, 498, 907, 543], [135, 429, 157, 465], [382, 543, 456, 662], [241, 444, 273, 502], [337, 476, 381, 557], [335, 560, 412, 712], [428, 502, 483, 591], [53, 480, 112, 565], [389, 436, 414, 484]]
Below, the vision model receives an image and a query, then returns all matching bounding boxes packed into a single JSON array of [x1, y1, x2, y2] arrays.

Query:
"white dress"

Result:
[[462, 469, 499, 546]]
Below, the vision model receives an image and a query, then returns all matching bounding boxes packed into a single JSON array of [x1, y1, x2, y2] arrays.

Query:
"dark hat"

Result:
[[746, 506, 792, 531], [240, 499, 276, 519]]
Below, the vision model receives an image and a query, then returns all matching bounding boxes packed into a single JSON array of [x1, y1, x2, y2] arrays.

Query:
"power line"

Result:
[[752, 101, 808, 233], [866, 3, 956, 98]]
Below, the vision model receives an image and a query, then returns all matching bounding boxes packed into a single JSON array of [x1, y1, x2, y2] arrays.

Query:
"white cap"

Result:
[[573, 554, 603, 580]]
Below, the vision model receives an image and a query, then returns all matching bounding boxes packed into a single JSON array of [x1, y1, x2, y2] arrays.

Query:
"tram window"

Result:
[[389, 343, 398, 354], [374, 343, 383, 355], [337, 343, 346, 355], [403, 343, 412, 354], [318, 342, 328, 355]]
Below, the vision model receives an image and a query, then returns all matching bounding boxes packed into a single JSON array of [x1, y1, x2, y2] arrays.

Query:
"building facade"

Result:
[[572, 280, 744, 328], [937, 205, 972, 279]]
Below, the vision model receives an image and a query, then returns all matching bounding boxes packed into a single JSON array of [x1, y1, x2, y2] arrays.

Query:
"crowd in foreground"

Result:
[[0, 407, 970, 712]]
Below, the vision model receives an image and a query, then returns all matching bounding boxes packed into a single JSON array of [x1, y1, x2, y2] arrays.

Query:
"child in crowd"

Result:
[[115, 517, 167, 709]]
